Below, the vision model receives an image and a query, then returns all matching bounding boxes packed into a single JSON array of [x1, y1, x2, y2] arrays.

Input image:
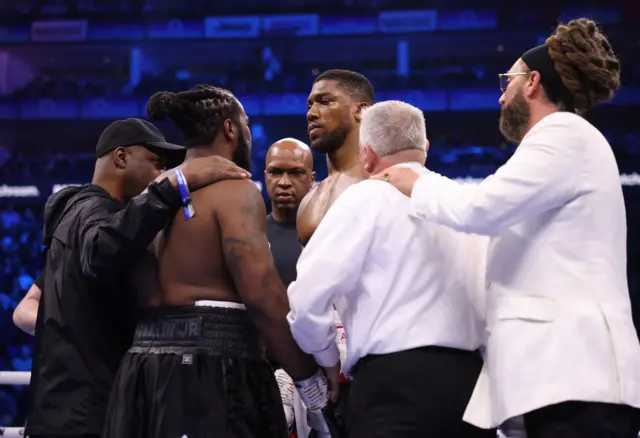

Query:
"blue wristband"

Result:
[[174, 168, 195, 220]]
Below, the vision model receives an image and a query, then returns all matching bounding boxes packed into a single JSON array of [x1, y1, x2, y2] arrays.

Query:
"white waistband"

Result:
[[194, 300, 246, 310]]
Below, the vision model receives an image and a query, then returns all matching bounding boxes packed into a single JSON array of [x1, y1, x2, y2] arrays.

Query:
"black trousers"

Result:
[[523, 401, 640, 438], [347, 346, 496, 438]]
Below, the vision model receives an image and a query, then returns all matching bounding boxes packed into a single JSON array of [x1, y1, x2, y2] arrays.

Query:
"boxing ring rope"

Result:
[[0, 372, 29, 437], [0, 371, 31, 385], [0, 370, 638, 438]]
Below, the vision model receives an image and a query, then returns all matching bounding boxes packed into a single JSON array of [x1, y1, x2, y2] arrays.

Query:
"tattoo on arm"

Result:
[[222, 186, 282, 299], [220, 182, 316, 379]]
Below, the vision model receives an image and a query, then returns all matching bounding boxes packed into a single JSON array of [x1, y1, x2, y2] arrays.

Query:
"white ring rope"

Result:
[[0, 371, 30, 385], [0, 426, 25, 437], [0, 372, 29, 436]]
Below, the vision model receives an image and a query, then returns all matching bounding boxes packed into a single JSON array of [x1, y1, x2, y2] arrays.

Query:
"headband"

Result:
[[521, 44, 575, 111]]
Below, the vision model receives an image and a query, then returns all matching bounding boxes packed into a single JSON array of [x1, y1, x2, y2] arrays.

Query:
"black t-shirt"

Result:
[[266, 214, 302, 289], [26, 180, 181, 435], [265, 214, 302, 370], [34, 271, 44, 290]]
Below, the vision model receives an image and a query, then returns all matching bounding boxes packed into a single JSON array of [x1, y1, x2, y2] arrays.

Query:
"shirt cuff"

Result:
[[313, 342, 341, 368], [151, 177, 183, 210]]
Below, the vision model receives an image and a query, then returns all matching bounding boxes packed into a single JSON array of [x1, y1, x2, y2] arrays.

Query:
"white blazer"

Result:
[[409, 111, 640, 428]]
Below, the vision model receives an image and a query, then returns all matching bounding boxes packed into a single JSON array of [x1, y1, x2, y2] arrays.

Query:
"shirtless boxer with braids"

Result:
[[102, 85, 330, 438]]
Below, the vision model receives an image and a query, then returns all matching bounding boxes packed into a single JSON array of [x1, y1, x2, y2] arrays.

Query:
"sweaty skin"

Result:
[[140, 182, 247, 307], [130, 177, 316, 379], [297, 172, 364, 246]]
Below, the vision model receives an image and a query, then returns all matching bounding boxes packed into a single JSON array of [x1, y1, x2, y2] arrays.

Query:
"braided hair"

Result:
[[146, 84, 242, 147], [546, 18, 621, 115]]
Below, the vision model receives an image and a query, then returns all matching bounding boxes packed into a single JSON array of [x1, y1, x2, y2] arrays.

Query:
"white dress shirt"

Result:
[[287, 162, 487, 377], [409, 111, 640, 427]]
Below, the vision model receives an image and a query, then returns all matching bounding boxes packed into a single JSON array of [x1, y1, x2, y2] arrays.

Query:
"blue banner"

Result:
[[263, 93, 308, 115], [378, 10, 438, 33], [438, 10, 497, 30], [204, 16, 261, 39], [235, 94, 262, 117], [81, 98, 140, 119], [262, 14, 319, 36], [381, 90, 448, 111], [0, 100, 19, 119], [0, 24, 30, 43], [0, 87, 637, 120], [4, 8, 629, 44], [610, 87, 640, 106], [561, 7, 621, 24], [89, 21, 144, 40], [147, 19, 205, 39], [449, 89, 501, 110], [19, 99, 80, 119], [320, 15, 378, 35], [30, 20, 87, 42]]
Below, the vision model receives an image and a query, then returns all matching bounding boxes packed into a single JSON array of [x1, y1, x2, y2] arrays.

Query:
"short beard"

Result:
[[499, 88, 530, 144], [233, 129, 253, 172], [310, 125, 349, 153]]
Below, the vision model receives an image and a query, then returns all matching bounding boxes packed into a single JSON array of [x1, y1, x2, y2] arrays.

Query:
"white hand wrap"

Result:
[[293, 368, 329, 412], [275, 369, 295, 428]]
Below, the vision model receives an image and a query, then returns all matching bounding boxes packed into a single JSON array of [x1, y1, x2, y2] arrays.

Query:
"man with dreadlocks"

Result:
[[374, 18, 640, 438], [102, 85, 330, 438]]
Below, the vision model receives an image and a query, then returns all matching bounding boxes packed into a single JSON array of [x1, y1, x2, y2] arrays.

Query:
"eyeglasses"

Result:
[[498, 72, 529, 92]]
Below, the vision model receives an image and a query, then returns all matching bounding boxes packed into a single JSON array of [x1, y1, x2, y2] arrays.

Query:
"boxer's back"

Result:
[[142, 181, 241, 307], [297, 172, 362, 245]]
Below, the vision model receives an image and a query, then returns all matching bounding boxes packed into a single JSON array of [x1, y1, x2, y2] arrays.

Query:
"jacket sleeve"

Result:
[[410, 119, 590, 235], [34, 271, 45, 290], [77, 178, 183, 278]]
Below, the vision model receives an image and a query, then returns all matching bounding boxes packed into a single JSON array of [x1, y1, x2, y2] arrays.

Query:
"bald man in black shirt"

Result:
[[264, 138, 315, 289]]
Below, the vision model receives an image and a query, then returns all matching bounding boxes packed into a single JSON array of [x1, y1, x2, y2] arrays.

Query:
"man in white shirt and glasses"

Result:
[[287, 100, 495, 438], [374, 18, 640, 438]]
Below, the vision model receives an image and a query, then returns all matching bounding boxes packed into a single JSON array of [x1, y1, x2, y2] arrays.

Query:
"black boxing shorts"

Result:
[[101, 303, 287, 438]]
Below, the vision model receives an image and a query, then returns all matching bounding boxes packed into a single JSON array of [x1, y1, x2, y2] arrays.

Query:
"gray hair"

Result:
[[359, 100, 427, 157]]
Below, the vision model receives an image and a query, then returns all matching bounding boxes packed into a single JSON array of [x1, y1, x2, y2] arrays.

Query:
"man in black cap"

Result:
[[25, 118, 250, 438]]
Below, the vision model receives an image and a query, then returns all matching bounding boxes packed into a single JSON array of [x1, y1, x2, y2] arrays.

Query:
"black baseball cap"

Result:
[[95, 118, 184, 158]]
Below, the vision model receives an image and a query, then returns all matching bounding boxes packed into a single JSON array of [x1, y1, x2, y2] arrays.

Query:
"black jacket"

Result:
[[26, 179, 181, 435]]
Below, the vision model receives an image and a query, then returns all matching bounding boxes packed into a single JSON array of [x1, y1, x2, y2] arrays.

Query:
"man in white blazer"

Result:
[[374, 18, 640, 438]]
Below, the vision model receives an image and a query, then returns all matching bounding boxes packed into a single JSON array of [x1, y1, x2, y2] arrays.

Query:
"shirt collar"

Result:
[[389, 161, 426, 174]]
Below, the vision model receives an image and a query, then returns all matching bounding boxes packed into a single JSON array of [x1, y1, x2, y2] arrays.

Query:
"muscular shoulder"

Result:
[[206, 179, 264, 205], [298, 183, 319, 208], [296, 183, 318, 220], [208, 179, 266, 222]]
